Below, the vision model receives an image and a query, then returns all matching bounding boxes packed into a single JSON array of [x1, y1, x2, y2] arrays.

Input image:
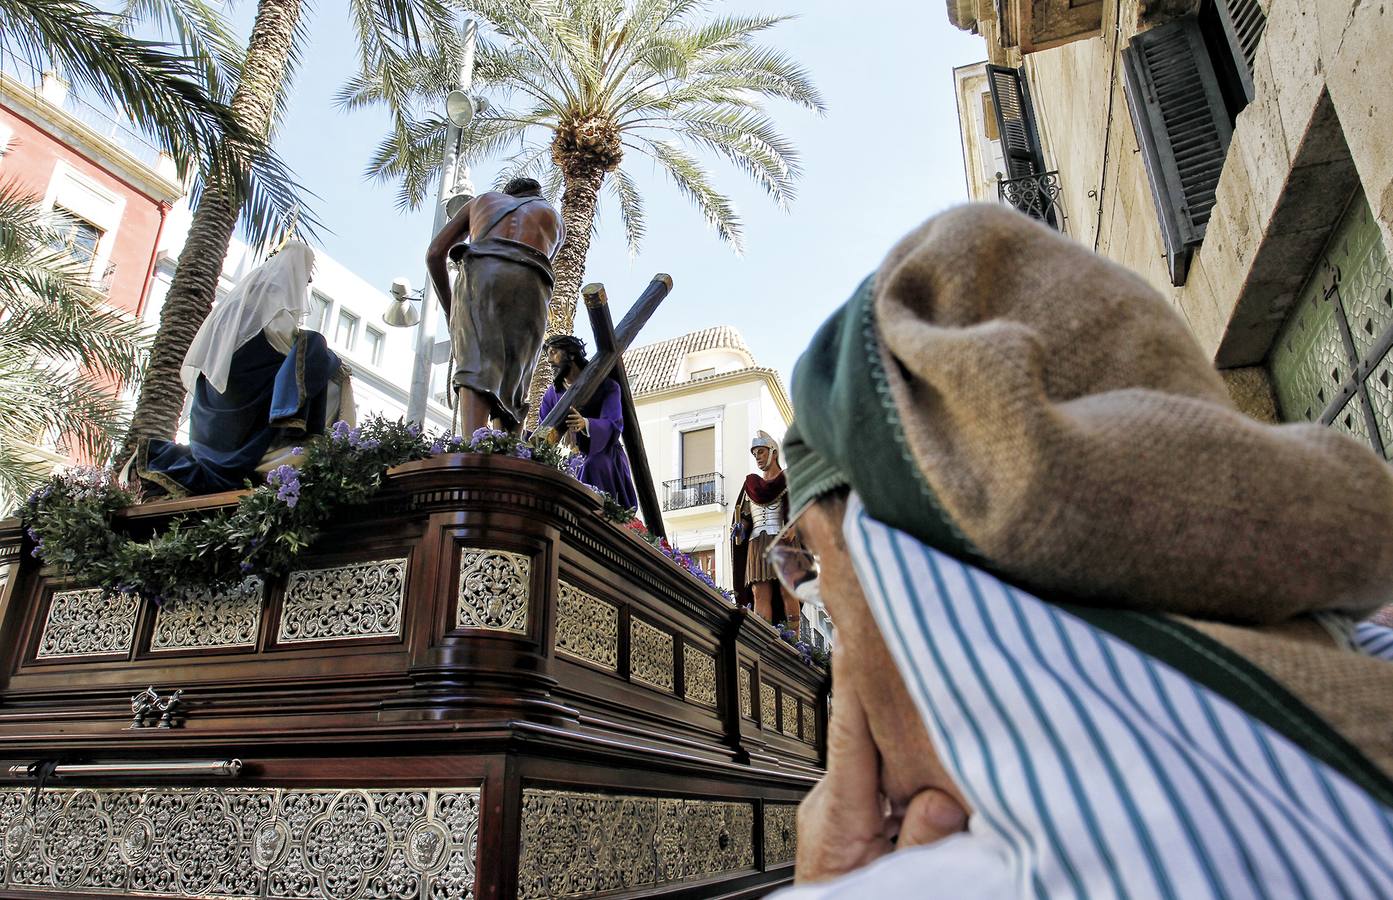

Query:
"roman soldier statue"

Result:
[[731, 431, 800, 630]]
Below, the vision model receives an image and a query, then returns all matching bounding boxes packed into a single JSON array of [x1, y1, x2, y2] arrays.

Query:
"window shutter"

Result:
[[1213, 0, 1268, 103], [986, 65, 1045, 180], [1122, 19, 1233, 286]]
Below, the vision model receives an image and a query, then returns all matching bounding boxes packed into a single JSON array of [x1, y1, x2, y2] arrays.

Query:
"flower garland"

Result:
[[21, 418, 565, 605], [21, 417, 749, 611]]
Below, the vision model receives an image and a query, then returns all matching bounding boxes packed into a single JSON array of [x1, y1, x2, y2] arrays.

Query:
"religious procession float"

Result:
[[0, 260, 827, 899]]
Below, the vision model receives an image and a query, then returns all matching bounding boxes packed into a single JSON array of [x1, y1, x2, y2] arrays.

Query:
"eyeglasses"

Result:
[[765, 508, 819, 601]]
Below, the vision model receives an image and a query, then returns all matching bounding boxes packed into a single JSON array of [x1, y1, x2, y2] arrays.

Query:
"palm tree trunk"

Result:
[[523, 166, 606, 430], [119, 0, 303, 461]]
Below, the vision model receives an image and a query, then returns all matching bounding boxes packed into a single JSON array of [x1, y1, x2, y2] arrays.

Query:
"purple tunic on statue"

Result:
[[540, 380, 639, 511]]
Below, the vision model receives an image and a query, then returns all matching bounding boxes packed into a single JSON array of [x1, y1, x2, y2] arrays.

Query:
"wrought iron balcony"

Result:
[[662, 473, 724, 511], [998, 170, 1063, 230]]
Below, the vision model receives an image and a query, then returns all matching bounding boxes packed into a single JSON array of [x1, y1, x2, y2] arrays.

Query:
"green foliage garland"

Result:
[[21, 418, 566, 604]]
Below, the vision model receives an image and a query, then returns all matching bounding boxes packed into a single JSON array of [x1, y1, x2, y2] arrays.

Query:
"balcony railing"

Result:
[[998, 170, 1063, 230], [663, 472, 724, 511]]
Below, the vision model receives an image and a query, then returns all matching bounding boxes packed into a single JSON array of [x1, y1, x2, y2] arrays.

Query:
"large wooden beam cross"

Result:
[[534, 274, 672, 539]]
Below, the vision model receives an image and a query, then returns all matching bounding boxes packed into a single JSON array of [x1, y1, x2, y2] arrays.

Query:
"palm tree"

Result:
[[0, 181, 148, 513], [118, 0, 457, 458], [344, 0, 825, 420]]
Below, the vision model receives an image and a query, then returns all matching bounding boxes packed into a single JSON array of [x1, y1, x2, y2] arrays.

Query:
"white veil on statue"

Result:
[[181, 241, 315, 394]]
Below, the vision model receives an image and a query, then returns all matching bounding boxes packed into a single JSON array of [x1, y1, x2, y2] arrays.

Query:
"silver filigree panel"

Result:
[[739, 668, 753, 720], [629, 618, 674, 692], [36, 589, 139, 659], [152, 578, 263, 651], [554, 581, 618, 670], [277, 558, 407, 644], [683, 646, 717, 708], [0, 786, 479, 899], [780, 693, 798, 737], [456, 549, 530, 633], [759, 681, 776, 730], [763, 803, 798, 866], [799, 700, 816, 744], [518, 789, 753, 898]]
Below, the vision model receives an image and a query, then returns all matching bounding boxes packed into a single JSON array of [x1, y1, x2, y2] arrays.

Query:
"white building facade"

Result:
[[625, 327, 834, 650]]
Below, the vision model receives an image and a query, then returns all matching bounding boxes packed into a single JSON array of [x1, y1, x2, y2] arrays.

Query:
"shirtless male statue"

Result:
[[425, 177, 565, 434]]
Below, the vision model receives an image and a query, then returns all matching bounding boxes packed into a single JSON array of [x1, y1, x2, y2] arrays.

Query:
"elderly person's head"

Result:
[[774, 204, 1393, 891]]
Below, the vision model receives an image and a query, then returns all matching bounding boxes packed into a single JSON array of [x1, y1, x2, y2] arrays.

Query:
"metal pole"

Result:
[[406, 19, 477, 426]]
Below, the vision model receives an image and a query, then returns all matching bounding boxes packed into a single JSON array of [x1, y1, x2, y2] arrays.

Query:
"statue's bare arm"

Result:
[[425, 202, 472, 319]]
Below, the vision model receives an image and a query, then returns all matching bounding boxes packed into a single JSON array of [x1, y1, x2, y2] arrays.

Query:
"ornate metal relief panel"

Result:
[[151, 578, 263, 651], [278, 558, 407, 644], [0, 786, 479, 899], [780, 693, 799, 737], [1368, 351, 1393, 455], [455, 549, 530, 633], [1330, 395, 1372, 446], [760, 681, 776, 730], [36, 589, 139, 659], [1271, 287, 1344, 422], [682, 645, 717, 708], [518, 789, 753, 898], [799, 700, 816, 744], [739, 667, 753, 720], [763, 803, 798, 867], [629, 618, 674, 692], [554, 580, 618, 670]]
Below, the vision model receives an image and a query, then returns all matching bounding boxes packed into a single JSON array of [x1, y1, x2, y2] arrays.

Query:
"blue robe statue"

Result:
[[137, 330, 344, 497], [540, 379, 639, 511]]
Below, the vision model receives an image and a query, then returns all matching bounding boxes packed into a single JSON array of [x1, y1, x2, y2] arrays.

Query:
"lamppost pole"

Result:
[[406, 18, 477, 427]]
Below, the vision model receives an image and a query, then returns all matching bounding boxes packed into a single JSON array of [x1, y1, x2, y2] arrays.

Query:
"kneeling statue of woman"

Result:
[[134, 242, 354, 497]]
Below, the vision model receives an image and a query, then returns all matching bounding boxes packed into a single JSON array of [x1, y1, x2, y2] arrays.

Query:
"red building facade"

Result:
[[0, 68, 183, 318]]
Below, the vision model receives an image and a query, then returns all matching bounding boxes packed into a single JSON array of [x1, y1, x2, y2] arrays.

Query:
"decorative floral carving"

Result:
[[800, 699, 816, 744], [152, 577, 263, 651], [518, 790, 753, 898], [629, 618, 674, 692], [554, 581, 618, 670], [36, 589, 138, 659], [759, 681, 776, 730], [278, 559, 407, 644], [456, 549, 530, 633], [780, 693, 799, 737], [0, 786, 479, 899], [739, 668, 753, 720], [763, 804, 798, 866], [683, 645, 717, 708]]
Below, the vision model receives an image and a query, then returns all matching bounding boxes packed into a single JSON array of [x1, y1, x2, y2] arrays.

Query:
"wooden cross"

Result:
[[534, 274, 672, 539]]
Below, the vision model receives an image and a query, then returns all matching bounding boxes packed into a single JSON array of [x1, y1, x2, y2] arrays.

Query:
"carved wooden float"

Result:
[[0, 455, 826, 899]]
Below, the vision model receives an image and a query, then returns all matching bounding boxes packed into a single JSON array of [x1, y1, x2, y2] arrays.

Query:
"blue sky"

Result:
[[266, 1, 986, 381]]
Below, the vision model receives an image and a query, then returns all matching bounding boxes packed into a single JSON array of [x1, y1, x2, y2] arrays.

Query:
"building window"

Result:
[[308, 291, 331, 333], [690, 367, 716, 380], [364, 326, 385, 366], [986, 66, 1061, 230], [664, 426, 722, 510], [48, 207, 102, 272], [1269, 190, 1393, 458], [335, 309, 359, 350], [1122, 0, 1267, 286]]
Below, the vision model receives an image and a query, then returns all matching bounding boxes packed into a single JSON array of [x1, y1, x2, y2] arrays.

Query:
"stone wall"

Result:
[[967, 0, 1393, 413]]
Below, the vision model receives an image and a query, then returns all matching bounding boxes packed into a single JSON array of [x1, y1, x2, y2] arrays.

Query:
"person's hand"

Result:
[[565, 409, 588, 435], [795, 677, 967, 884]]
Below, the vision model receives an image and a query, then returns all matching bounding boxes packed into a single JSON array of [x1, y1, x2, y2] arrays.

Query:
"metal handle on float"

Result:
[[6, 759, 243, 778]]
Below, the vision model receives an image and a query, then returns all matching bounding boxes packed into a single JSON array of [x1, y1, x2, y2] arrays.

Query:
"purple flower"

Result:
[[512, 445, 533, 460], [470, 427, 492, 444], [291, 446, 305, 455], [330, 420, 352, 442], [267, 465, 301, 508], [564, 454, 586, 478], [429, 438, 446, 455], [239, 561, 254, 573], [407, 424, 421, 437]]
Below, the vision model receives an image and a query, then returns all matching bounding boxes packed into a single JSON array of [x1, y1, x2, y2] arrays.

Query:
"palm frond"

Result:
[[629, 136, 741, 252], [606, 165, 645, 257], [118, 0, 242, 102]]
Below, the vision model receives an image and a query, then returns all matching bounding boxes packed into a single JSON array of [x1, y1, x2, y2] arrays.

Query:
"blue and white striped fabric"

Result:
[[777, 494, 1393, 900], [1353, 622, 1393, 662]]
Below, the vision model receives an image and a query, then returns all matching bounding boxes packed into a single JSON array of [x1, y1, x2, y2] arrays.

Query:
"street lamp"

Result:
[[384, 18, 479, 427], [383, 277, 421, 328]]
